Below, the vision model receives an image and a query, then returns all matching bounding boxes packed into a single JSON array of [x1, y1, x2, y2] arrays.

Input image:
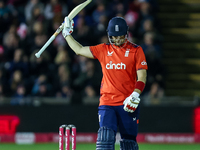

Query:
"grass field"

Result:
[[0, 143, 200, 150]]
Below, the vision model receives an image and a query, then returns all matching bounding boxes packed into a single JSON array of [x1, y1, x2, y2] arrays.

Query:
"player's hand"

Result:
[[123, 94, 140, 113], [62, 16, 74, 38]]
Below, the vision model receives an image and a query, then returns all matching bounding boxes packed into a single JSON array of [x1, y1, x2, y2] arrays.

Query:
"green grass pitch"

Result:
[[0, 143, 200, 150]]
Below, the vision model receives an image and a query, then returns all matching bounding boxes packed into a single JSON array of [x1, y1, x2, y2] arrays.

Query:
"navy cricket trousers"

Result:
[[98, 105, 140, 141]]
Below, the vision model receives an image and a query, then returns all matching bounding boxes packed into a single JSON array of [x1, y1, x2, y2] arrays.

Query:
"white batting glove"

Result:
[[123, 92, 140, 113], [62, 16, 74, 38]]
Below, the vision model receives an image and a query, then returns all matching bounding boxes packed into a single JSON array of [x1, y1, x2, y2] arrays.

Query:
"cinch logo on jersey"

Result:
[[141, 60, 147, 65], [106, 61, 126, 69]]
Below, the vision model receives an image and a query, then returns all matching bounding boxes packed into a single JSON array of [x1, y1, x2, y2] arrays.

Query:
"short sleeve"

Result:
[[90, 44, 105, 60], [135, 46, 148, 70]]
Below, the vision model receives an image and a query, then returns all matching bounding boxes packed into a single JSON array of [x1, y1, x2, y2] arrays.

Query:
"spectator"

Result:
[[33, 82, 50, 97], [93, 14, 108, 39], [31, 21, 44, 36], [56, 83, 72, 99], [128, 0, 141, 13], [29, 49, 51, 78], [140, 19, 154, 36], [141, 31, 162, 59], [144, 44, 165, 94], [24, 0, 44, 23], [138, 18, 163, 43], [73, 9, 94, 28], [29, 4, 45, 25], [106, 0, 129, 18], [139, 0, 154, 21], [17, 23, 28, 40], [114, 2, 126, 16], [0, 0, 12, 42], [31, 74, 47, 95], [98, 35, 109, 44], [72, 56, 88, 89], [82, 85, 99, 105], [3, 31, 20, 61], [73, 16, 95, 45], [58, 64, 70, 85], [9, 70, 23, 95], [44, 0, 68, 20], [134, 0, 154, 39], [144, 82, 164, 105], [54, 45, 71, 65], [84, 85, 96, 97], [73, 59, 101, 95], [124, 10, 139, 41], [7, 48, 29, 78], [10, 84, 30, 105], [25, 20, 45, 55], [0, 0, 10, 18], [30, 34, 48, 54], [3, 24, 17, 40], [92, 3, 106, 24], [52, 64, 71, 94]]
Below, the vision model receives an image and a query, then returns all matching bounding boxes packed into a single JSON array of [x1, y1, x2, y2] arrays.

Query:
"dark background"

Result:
[[0, 104, 195, 133]]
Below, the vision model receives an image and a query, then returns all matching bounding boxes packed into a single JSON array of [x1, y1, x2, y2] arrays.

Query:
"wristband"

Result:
[[135, 81, 145, 93]]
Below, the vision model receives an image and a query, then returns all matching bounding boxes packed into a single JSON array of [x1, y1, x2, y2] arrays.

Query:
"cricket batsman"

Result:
[[62, 16, 148, 150]]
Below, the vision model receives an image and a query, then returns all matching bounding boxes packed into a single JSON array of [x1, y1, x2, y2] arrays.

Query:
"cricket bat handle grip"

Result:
[[35, 23, 64, 58], [35, 35, 56, 58]]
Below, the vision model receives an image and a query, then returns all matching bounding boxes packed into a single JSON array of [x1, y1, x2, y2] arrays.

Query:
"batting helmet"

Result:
[[107, 17, 129, 37]]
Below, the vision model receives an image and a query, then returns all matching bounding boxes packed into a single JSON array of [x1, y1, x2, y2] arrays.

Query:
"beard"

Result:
[[113, 38, 126, 46], [109, 35, 127, 46]]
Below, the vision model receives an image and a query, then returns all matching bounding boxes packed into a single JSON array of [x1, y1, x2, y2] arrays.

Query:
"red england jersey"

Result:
[[90, 41, 148, 106]]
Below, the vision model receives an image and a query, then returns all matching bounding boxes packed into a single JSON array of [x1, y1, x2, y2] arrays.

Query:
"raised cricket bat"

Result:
[[35, 0, 92, 58]]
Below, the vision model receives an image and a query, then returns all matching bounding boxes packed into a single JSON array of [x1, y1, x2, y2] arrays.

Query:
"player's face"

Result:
[[111, 35, 126, 46]]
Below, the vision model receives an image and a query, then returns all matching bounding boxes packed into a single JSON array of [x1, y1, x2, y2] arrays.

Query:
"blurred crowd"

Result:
[[0, 0, 166, 105]]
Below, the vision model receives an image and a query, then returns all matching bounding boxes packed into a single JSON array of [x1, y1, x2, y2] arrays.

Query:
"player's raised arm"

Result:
[[62, 17, 94, 59]]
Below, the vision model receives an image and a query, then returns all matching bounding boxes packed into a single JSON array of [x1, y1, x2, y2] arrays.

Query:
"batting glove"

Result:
[[62, 16, 74, 38], [123, 92, 140, 113]]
